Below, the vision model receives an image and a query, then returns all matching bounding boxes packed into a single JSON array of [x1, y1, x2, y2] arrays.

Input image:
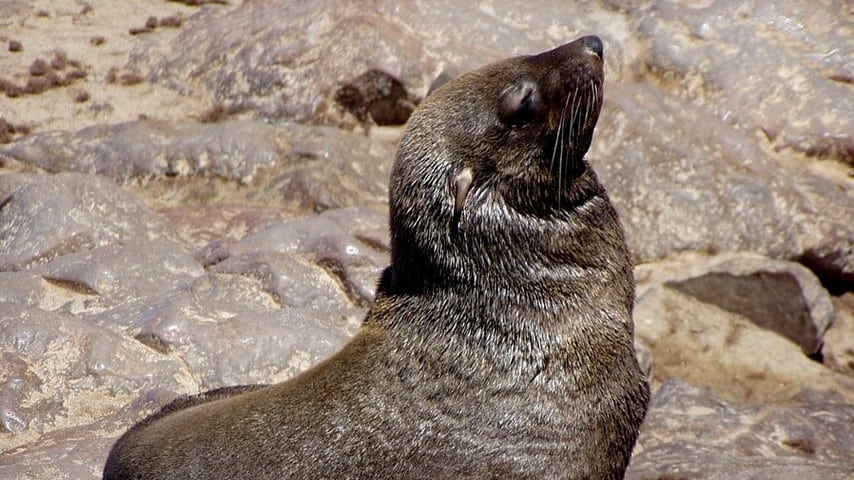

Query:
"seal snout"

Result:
[[579, 35, 603, 60]]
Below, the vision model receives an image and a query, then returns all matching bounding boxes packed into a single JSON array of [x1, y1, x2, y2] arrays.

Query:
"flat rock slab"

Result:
[[626, 380, 854, 480], [223, 206, 390, 306], [0, 120, 284, 183], [0, 120, 396, 213], [93, 272, 362, 390], [592, 82, 853, 285], [0, 172, 175, 271]]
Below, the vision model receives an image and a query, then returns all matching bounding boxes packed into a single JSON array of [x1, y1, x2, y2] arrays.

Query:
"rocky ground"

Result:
[[0, 1, 852, 479]]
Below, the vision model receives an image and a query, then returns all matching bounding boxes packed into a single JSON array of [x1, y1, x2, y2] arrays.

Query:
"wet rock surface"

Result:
[[626, 380, 854, 480], [593, 82, 853, 279], [0, 1, 851, 478], [629, 1, 853, 165]]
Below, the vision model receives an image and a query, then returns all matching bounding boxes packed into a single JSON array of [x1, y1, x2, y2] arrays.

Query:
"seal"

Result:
[[103, 35, 649, 480]]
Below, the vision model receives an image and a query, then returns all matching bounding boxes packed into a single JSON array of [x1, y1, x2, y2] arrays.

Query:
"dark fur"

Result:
[[103, 36, 649, 480]]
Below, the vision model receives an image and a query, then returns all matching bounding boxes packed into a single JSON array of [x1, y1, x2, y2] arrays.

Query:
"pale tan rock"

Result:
[[634, 253, 853, 403]]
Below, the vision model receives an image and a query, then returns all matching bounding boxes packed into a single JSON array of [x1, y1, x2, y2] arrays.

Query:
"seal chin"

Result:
[[547, 77, 601, 178]]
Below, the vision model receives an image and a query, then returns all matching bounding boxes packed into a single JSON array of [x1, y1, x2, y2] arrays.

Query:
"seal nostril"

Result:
[[580, 35, 603, 59]]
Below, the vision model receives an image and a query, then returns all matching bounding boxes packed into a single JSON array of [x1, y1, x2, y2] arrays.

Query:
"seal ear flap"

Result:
[[452, 167, 473, 226], [497, 80, 540, 126]]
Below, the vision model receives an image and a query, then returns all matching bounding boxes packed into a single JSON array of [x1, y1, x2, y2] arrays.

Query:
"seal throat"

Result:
[[549, 78, 600, 202]]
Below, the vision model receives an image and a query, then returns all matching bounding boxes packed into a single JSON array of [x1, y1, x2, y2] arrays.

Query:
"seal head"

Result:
[[388, 36, 623, 298]]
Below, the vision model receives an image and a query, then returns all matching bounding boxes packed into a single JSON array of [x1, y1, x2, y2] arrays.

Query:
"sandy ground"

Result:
[[0, 0, 235, 137]]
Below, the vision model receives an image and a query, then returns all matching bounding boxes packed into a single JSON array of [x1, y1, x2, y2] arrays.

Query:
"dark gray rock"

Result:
[[662, 254, 834, 355], [626, 380, 854, 480], [0, 172, 173, 271]]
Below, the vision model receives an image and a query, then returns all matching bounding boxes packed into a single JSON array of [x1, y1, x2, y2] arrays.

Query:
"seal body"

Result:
[[103, 36, 649, 480]]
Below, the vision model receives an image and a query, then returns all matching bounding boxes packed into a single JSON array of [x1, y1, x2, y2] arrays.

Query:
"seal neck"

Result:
[[368, 268, 635, 390]]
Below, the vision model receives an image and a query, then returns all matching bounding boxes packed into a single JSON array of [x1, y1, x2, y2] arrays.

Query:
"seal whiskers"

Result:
[[551, 88, 574, 206]]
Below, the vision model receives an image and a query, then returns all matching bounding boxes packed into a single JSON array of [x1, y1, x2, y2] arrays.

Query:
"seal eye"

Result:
[[497, 81, 540, 126]]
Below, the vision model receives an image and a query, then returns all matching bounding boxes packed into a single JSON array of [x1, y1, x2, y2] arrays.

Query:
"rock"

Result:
[[0, 119, 397, 212], [0, 1, 851, 478], [0, 120, 291, 184], [159, 204, 290, 252], [592, 82, 853, 285], [129, 1, 434, 125], [824, 293, 854, 378], [627, 0, 853, 165], [253, 127, 393, 213], [626, 380, 854, 480], [0, 302, 192, 450], [0, 426, 114, 480], [0, 172, 174, 271], [128, 1, 637, 125], [0, 389, 176, 480], [633, 253, 854, 403], [0, 271, 61, 312], [130, 1, 852, 166], [792, 192, 854, 294], [225, 207, 390, 306], [334, 69, 417, 126], [211, 252, 353, 310], [93, 273, 361, 389], [651, 253, 834, 355], [25, 237, 203, 311], [634, 338, 653, 382], [0, 171, 39, 199]]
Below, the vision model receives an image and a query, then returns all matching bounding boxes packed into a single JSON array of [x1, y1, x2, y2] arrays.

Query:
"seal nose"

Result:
[[580, 35, 603, 59]]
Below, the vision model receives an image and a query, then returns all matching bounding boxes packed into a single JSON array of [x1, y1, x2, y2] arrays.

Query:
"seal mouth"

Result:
[[549, 78, 601, 178], [532, 36, 604, 184]]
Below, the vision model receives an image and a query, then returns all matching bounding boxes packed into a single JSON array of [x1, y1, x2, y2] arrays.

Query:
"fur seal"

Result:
[[103, 35, 649, 480]]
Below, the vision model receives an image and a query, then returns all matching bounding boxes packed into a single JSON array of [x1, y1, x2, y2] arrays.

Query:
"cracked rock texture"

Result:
[[0, 1, 851, 478]]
